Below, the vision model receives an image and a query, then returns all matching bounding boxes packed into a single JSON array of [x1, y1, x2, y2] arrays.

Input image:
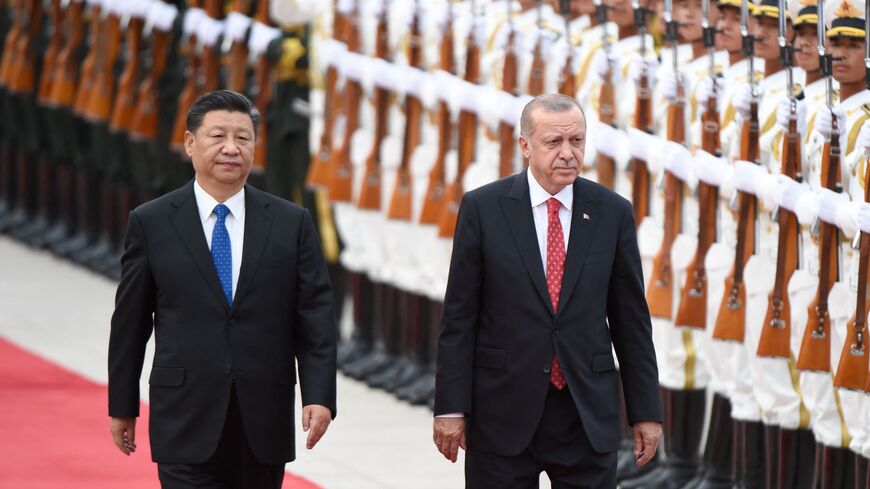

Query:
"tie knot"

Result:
[[214, 204, 230, 221], [547, 198, 561, 215]]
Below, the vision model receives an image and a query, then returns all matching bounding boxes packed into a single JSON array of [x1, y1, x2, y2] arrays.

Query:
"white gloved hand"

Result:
[[733, 83, 762, 120], [628, 55, 659, 88], [696, 76, 723, 114], [594, 50, 622, 85], [858, 119, 870, 152], [814, 105, 846, 141], [658, 70, 688, 105], [775, 97, 807, 134]]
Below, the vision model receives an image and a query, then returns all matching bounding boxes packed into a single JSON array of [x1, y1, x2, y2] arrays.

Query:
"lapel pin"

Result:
[[583, 213, 590, 221]]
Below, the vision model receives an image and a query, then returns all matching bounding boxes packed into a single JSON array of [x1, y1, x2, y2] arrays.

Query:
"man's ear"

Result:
[[184, 131, 194, 159], [518, 135, 529, 159]]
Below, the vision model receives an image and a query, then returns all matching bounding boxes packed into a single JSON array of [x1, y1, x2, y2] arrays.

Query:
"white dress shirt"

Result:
[[436, 170, 574, 419], [527, 168, 572, 273], [193, 180, 245, 299]]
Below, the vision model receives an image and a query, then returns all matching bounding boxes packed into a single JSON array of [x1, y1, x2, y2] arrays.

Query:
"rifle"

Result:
[[37, 0, 63, 105], [327, 0, 362, 202], [712, 0, 759, 342], [223, 1, 252, 94], [832, 0, 870, 388], [72, 0, 101, 116], [558, 0, 576, 97], [0, 1, 24, 89], [84, 1, 122, 122], [305, 0, 343, 189], [757, 0, 801, 357], [798, 0, 841, 372], [596, 0, 617, 189], [110, 3, 147, 134], [8, 0, 44, 96], [129, 1, 175, 142], [357, 2, 392, 211], [497, 3, 518, 178], [646, 0, 685, 320], [630, 1, 652, 226], [438, 0, 481, 238], [250, 0, 276, 173], [675, 0, 719, 328], [387, 1, 423, 221], [419, 6, 455, 224], [46, 0, 85, 109], [528, 0, 546, 96]]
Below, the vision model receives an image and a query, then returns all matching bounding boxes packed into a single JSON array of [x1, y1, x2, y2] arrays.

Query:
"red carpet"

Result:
[[0, 337, 321, 489]]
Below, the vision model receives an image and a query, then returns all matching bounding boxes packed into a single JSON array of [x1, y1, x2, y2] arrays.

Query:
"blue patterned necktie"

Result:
[[211, 204, 233, 306]]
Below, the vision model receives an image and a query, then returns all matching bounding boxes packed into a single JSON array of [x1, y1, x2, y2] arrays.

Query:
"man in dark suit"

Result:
[[108, 90, 337, 489], [433, 94, 663, 488]]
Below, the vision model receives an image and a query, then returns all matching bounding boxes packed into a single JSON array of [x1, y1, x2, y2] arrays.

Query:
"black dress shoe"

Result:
[[337, 335, 372, 370], [343, 344, 395, 381], [619, 457, 699, 489], [398, 372, 435, 405], [617, 452, 662, 485]]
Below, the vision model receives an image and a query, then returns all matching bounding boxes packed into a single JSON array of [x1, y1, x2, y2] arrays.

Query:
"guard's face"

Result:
[[185, 110, 255, 190], [605, 0, 637, 28], [716, 7, 742, 53], [793, 24, 820, 73], [675, 0, 703, 43], [831, 36, 866, 84], [753, 16, 787, 61], [519, 107, 585, 195]]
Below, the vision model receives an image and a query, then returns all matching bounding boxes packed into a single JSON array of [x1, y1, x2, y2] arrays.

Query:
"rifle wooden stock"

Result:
[[438, 25, 480, 238], [358, 11, 391, 211], [630, 71, 652, 227], [327, 9, 362, 203], [596, 71, 617, 190], [558, 45, 576, 97], [0, 5, 23, 88], [713, 100, 760, 342], [498, 29, 518, 179], [675, 95, 721, 328], [647, 99, 685, 319], [84, 8, 121, 122], [73, 3, 101, 115], [129, 25, 169, 141], [797, 124, 842, 372], [109, 15, 144, 133], [306, 3, 343, 189], [225, 1, 251, 93], [420, 19, 456, 224], [47, 0, 84, 108], [37, 0, 63, 105], [251, 1, 273, 173], [833, 152, 869, 389], [757, 113, 801, 357], [9, 0, 43, 96]]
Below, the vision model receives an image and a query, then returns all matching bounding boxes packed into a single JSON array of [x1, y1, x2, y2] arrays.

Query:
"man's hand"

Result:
[[632, 421, 662, 467], [110, 417, 137, 456], [432, 417, 466, 463], [302, 404, 332, 449]]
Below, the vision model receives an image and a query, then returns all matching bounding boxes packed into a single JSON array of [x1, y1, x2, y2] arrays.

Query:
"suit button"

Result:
[[553, 329, 560, 335], [228, 319, 237, 327], [543, 366, 551, 374]]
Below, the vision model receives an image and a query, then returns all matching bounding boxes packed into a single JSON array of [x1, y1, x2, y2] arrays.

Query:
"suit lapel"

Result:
[[499, 173, 555, 316], [556, 179, 600, 318], [232, 185, 273, 310], [169, 182, 230, 311]]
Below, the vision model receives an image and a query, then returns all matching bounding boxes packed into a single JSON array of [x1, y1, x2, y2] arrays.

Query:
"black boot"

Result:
[[620, 388, 705, 488], [43, 163, 75, 248], [765, 425, 781, 489], [0, 142, 14, 219], [854, 454, 868, 489], [338, 273, 373, 369], [818, 445, 856, 489], [0, 150, 34, 233], [740, 421, 766, 489], [14, 154, 54, 247], [778, 428, 816, 489], [686, 393, 734, 489]]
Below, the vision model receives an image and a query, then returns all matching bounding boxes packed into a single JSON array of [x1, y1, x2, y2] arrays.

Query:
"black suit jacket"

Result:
[[108, 182, 337, 465], [434, 173, 662, 456]]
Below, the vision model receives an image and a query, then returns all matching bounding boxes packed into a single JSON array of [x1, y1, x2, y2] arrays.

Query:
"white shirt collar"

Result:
[[527, 168, 573, 211], [193, 180, 246, 223]]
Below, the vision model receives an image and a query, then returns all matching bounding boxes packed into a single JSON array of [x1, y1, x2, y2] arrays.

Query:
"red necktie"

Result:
[[546, 198, 567, 390]]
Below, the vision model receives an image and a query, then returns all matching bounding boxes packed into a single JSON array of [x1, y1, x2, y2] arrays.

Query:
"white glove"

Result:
[[818, 188, 848, 225], [594, 50, 621, 85], [814, 105, 846, 141], [733, 83, 762, 120], [628, 55, 659, 89], [658, 70, 687, 105], [662, 141, 697, 190], [775, 97, 807, 134], [858, 202, 870, 234], [696, 76, 723, 114], [858, 119, 870, 152]]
